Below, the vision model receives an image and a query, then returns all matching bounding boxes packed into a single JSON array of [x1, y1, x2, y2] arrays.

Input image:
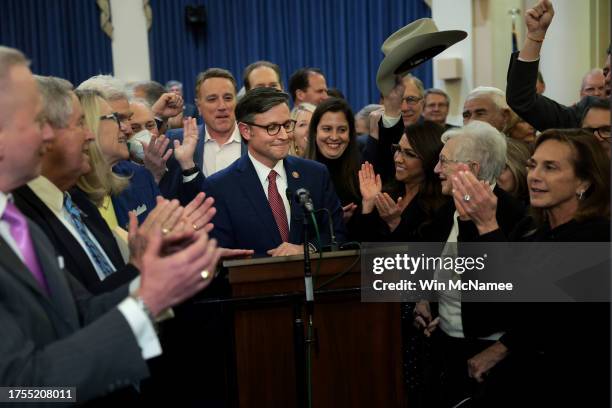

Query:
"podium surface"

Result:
[[224, 250, 406, 407]]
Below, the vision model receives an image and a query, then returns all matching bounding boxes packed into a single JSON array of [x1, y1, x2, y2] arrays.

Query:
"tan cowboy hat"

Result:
[[376, 18, 467, 95]]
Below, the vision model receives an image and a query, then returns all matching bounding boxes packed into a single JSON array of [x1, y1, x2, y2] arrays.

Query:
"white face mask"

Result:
[[128, 129, 152, 162]]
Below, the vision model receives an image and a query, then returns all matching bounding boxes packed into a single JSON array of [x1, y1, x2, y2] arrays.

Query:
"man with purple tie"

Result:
[[0, 46, 221, 403]]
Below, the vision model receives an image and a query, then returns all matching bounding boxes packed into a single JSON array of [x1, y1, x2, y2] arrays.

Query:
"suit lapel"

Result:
[[14, 185, 100, 288], [28, 222, 80, 329], [284, 157, 304, 243], [195, 125, 205, 171], [236, 156, 282, 244], [0, 235, 46, 297], [70, 188, 124, 270]]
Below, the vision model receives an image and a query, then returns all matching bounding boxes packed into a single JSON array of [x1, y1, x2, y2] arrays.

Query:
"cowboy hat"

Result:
[[376, 18, 467, 95]]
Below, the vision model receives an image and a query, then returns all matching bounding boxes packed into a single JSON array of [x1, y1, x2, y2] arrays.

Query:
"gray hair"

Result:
[[404, 74, 425, 98], [465, 86, 508, 111], [78, 74, 128, 101], [424, 88, 450, 105], [129, 96, 152, 110], [441, 120, 507, 183], [165, 80, 183, 91], [581, 68, 604, 92], [35, 75, 74, 129], [128, 80, 165, 107], [355, 104, 382, 120], [0, 46, 29, 80], [0, 46, 30, 125]]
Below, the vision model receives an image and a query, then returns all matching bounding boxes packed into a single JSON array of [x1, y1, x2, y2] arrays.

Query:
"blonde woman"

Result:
[[290, 102, 316, 156]]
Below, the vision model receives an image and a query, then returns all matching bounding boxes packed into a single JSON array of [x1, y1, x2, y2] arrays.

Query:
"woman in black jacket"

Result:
[[357, 121, 449, 242], [450, 128, 610, 407]]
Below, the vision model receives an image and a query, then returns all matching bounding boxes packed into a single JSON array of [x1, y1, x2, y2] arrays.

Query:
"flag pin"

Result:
[[292, 171, 300, 179]]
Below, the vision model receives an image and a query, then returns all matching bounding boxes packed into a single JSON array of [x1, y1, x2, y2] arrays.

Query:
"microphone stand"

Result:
[[302, 210, 315, 408]]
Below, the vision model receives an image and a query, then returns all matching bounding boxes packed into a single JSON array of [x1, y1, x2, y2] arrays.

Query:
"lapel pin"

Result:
[[292, 171, 300, 179]]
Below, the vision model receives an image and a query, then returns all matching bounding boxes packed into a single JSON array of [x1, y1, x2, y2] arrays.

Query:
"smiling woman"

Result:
[[306, 98, 361, 207], [451, 128, 611, 407]]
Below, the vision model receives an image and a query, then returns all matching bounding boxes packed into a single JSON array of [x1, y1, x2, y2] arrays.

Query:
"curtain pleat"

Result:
[[148, 0, 432, 111], [0, 0, 113, 86]]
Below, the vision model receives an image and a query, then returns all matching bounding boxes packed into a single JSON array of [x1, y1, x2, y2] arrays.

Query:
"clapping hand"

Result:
[[450, 165, 499, 235], [358, 161, 382, 214], [142, 133, 172, 183], [174, 117, 199, 171], [374, 192, 403, 232]]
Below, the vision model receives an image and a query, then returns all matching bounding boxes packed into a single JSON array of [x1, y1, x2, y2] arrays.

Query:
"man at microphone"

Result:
[[202, 87, 346, 256]]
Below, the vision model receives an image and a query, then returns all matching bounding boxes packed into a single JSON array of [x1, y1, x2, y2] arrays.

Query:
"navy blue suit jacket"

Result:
[[112, 160, 160, 229], [159, 125, 247, 205], [203, 154, 347, 256]]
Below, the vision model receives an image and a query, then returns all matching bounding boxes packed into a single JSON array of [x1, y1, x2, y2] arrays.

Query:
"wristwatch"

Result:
[[181, 166, 199, 177]]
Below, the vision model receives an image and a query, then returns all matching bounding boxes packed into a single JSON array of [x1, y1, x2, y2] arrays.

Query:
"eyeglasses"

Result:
[[438, 154, 468, 168], [391, 144, 420, 159], [243, 119, 296, 135], [113, 112, 132, 125], [402, 96, 423, 106], [100, 113, 120, 126], [584, 126, 611, 140]]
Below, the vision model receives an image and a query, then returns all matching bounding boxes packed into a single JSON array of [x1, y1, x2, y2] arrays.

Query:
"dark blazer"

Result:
[[475, 216, 610, 406], [505, 51, 596, 131], [354, 194, 452, 243], [13, 185, 138, 294], [0, 220, 149, 402], [374, 117, 405, 185], [427, 187, 526, 339], [159, 125, 247, 205], [203, 154, 347, 255]]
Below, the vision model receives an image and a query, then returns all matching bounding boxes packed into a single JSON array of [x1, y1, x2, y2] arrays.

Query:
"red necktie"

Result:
[[267, 170, 289, 242]]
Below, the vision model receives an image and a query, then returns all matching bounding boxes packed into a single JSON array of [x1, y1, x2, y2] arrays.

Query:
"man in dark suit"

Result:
[[0, 45, 221, 404], [12, 76, 141, 295], [506, 0, 611, 130], [161, 68, 248, 204], [203, 87, 346, 256]]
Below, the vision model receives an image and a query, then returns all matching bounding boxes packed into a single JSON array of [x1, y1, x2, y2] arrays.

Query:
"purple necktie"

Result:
[[3, 201, 49, 294]]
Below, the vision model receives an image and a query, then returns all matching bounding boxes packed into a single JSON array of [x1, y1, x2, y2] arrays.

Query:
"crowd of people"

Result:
[[0, 0, 610, 406]]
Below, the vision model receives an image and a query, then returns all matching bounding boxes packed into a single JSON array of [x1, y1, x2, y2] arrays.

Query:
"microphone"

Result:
[[295, 188, 315, 213]]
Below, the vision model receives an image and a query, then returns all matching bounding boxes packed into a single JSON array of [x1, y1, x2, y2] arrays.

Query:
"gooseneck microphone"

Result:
[[295, 188, 315, 213]]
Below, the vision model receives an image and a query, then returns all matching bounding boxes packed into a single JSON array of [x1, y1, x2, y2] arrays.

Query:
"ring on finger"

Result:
[[463, 194, 471, 202], [162, 227, 171, 235]]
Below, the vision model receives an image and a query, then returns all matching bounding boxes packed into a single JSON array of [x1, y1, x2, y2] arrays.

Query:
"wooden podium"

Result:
[[224, 250, 406, 407]]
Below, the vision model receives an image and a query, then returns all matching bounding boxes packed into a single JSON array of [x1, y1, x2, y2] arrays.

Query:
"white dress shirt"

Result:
[[4, 185, 161, 359], [248, 152, 291, 230], [28, 176, 117, 281], [202, 124, 242, 176], [437, 185, 503, 341]]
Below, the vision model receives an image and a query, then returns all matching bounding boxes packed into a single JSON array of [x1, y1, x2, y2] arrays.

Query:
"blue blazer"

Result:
[[112, 160, 160, 228], [159, 125, 247, 205], [203, 154, 347, 256]]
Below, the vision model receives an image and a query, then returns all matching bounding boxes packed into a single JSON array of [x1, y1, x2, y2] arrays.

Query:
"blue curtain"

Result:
[[149, 0, 431, 112], [0, 0, 113, 86]]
